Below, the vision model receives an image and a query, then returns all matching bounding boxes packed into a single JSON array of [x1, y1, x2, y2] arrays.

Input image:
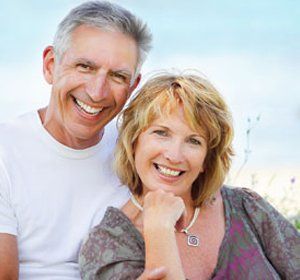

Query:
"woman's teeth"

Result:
[[156, 164, 181, 177], [75, 98, 103, 115]]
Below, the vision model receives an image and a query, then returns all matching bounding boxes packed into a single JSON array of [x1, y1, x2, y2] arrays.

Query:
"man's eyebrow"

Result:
[[113, 69, 132, 79], [74, 59, 133, 77], [74, 58, 98, 68]]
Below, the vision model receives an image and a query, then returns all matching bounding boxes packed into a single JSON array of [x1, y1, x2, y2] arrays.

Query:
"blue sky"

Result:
[[1, 0, 299, 170]]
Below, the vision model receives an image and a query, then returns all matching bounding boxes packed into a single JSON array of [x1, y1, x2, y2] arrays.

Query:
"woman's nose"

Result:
[[163, 141, 184, 163]]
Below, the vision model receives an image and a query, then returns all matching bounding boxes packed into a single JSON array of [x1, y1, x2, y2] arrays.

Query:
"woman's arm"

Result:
[[142, 190, 186, 280], [241, 188, 300, 279]]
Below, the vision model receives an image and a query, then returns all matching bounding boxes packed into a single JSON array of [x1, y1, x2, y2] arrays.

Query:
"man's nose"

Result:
[[86, 73, 109, 102]]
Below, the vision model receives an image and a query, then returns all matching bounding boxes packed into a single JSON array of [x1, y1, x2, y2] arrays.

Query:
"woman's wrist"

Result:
[[143, 217, 175, 235]]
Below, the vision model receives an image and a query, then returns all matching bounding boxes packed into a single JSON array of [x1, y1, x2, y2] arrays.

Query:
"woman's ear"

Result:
[[43, 46, 55, 85]]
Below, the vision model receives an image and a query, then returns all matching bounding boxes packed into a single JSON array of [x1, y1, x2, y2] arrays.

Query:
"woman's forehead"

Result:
[[145, 107, 207, 136]]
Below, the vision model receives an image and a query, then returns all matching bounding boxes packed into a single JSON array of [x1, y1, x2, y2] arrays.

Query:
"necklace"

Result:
[[130, 194, 200, 247]]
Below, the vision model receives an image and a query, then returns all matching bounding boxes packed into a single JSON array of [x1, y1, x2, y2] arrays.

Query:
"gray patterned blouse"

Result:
[[79, 187, 300, 279]]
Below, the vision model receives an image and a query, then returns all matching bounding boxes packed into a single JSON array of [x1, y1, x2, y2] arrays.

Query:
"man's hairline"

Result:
[[53, 24, 142, 85]]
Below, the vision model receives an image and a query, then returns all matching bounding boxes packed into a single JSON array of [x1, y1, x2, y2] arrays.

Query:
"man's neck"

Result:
[[37, 107, 104, 150]]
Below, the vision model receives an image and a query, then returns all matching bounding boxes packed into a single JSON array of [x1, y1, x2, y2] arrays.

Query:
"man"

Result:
[[0, 1, 164, 279]]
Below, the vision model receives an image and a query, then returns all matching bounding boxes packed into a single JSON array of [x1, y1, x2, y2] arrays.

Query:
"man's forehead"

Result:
[[61, 26, 138, 72], [69, 24, 136, 49]]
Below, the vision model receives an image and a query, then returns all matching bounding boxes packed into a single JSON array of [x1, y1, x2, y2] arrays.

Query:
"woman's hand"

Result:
[[142, 189, 186, 232], [142, 189, 186, 280]]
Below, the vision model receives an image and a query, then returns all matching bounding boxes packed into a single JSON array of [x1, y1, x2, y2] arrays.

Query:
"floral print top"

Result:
[[79, 187, 300, 279]]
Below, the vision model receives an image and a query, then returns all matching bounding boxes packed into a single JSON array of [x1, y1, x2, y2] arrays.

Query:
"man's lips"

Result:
[[73, 97, 103, 116]]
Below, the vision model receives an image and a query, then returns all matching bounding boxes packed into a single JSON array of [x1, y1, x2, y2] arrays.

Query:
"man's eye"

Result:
[[111, 72, 128, 83], [77, 64, 92, 72], [153, 130, 168, 137]]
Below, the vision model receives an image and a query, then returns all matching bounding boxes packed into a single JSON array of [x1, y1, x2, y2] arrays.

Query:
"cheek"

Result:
[[133, 141, 144, 173], [113, 85, 130, 103], [53, 74, 82, 96], [134, 143, 147, 164], [192, 153, 206, 174], [134, 141, 154, 176], [134, 152, 148, 185]]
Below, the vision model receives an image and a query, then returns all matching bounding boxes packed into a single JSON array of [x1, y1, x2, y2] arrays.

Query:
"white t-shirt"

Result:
[[0, 111, 129, 279]]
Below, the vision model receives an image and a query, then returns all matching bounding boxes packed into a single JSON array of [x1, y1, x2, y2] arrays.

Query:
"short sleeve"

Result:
[[241, 188, 300, 279], [0, 158, 17, 235], [79, 207, 145, 280]]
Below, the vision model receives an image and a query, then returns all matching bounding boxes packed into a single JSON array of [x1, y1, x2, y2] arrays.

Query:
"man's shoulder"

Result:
[[0, 111, 38, 153], [99, 120, 119, 150], [0, 111, 37, 137]]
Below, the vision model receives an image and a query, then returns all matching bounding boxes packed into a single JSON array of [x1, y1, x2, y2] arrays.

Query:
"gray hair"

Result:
[[53, 1, 152, 78]]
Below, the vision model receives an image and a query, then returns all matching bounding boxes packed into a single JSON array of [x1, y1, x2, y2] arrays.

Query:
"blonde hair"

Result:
[[114, 72, 234, 206]]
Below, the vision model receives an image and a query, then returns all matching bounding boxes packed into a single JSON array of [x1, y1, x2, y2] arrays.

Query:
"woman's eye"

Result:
[[189, 138, 201, 145], [153, 130, 168, 137]]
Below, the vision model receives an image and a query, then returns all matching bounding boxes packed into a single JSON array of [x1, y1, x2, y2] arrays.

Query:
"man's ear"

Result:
[[43, 46, 56, 85], [128, 73, 141, 97]]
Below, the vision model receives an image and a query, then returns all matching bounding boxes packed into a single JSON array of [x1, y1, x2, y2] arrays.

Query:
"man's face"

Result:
[[43, 25, 139, 149]]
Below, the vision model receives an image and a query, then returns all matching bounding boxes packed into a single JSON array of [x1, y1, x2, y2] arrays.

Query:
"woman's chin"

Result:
[[142, 184, 191, 199]]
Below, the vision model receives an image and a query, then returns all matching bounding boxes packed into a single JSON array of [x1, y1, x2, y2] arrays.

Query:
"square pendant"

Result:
[[187, 235, 200, 247]]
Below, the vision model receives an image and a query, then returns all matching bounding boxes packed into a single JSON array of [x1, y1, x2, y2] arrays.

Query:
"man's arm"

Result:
[[0, 233, 18, 280]]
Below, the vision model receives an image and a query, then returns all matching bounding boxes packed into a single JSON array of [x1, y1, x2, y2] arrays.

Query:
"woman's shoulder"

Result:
[[222, 185, 300, 279], [222, 185, 271, 214], [221, 185, 294, 233], [222, 185, 300, 241], [79, 207, 145, 279], [222, 185, 262, 201], [81, 206, 144, 253], [98, 206, 135, 232]]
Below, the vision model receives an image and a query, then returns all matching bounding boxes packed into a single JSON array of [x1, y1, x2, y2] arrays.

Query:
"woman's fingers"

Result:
[[143, 189, 185, 229]]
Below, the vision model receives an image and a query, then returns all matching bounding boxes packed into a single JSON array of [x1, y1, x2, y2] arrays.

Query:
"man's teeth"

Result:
[[75, 99, 103, 115], [157, 165, 181, 177]]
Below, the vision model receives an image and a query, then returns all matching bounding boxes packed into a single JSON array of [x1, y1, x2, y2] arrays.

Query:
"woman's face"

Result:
[[134, 107, 207, 199]]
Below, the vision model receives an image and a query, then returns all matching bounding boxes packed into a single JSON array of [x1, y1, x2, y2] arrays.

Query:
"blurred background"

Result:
[[1, 0, 299, 220]]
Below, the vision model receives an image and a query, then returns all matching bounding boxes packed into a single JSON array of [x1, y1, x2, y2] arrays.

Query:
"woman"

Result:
[[79, 72, 300, 279]]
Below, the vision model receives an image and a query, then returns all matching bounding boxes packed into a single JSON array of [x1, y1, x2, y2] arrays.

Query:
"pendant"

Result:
[[187, 234, 200, 247]]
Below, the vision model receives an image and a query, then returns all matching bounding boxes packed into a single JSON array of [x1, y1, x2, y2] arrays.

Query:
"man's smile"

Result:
[[74, 97, 104, 116]]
